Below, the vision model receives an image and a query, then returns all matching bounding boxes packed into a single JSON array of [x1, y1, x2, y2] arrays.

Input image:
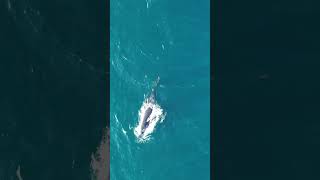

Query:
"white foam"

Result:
[[134, 99, 166, 143], [121, 128, 127, 135]]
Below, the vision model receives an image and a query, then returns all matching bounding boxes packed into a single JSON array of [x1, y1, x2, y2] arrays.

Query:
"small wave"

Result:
[[114, 114, 130, 141], [121, 127, 127, 135], [114, 114, 119, 123], [134, 99, 166, 143]]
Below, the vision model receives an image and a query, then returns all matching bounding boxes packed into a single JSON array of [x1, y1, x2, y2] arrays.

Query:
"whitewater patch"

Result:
[[134, 98, 166, 143]]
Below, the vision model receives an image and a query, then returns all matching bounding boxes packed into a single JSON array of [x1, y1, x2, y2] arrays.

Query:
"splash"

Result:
[[134, 98, 166, 143]]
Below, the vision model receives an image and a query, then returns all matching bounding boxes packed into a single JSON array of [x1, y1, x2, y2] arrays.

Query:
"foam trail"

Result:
[[134, 98, 166, 143]]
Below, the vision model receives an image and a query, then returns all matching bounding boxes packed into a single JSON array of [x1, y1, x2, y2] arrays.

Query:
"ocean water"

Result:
[[110, 0, 210, 179]]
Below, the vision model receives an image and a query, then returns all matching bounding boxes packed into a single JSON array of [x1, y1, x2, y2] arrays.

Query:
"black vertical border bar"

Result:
[[106, 0, 111, 177], [210, 0, 214, 179], [0, 0, 111, 178], [106, 0, 110, 126]]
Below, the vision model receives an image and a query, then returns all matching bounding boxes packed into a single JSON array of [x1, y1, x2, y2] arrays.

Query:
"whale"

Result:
[[140, 77, 160, 135]]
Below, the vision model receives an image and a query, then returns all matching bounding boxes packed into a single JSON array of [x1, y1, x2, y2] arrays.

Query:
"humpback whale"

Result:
[[140, 77, 160, 135]]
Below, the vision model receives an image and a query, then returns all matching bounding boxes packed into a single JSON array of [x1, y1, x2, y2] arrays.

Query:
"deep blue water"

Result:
[[110, 0, 210, 179]]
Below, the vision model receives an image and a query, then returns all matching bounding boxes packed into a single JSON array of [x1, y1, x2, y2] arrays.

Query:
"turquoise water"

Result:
[[110, 0, 210, 179]]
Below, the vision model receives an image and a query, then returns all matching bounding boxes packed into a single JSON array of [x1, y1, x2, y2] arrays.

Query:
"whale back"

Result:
[[142, 107, 153, 128]]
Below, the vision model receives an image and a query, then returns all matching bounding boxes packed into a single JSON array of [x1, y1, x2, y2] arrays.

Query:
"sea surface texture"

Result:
[[110, 0, 210, 179]]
